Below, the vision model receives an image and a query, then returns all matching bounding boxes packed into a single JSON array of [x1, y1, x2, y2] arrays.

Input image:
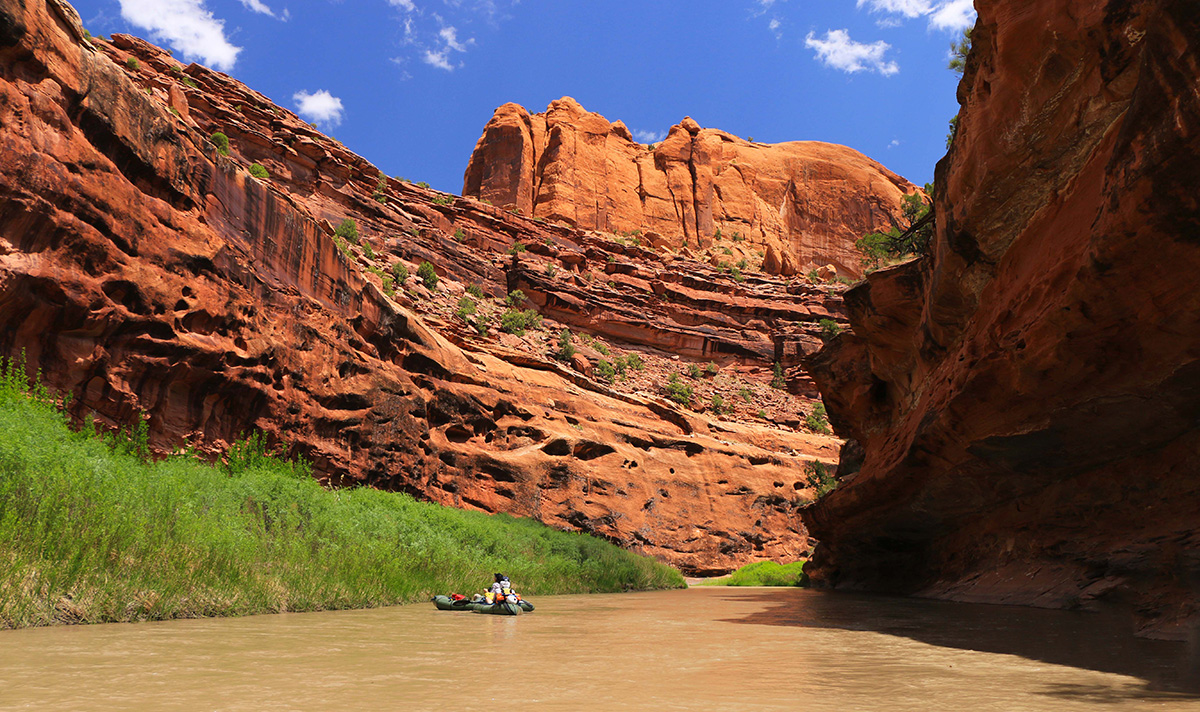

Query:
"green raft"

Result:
[[431, 595, 534, 615]]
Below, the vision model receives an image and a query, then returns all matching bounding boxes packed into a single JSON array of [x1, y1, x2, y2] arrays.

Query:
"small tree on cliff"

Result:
[[210, 132, 231, 157], [855, 187, 934, 269], [335, 218, 358, 244], [948, 29, 972, 75], [417, 261, 439, 290]]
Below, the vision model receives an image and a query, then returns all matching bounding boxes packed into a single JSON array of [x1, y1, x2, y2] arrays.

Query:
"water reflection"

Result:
[[721, 588, 1200, 697]]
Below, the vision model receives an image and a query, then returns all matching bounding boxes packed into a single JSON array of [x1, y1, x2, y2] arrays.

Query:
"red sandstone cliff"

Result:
[[0, 0, 855, 574], [463, 98, 920, 278], [802, 0, 1200, 638]]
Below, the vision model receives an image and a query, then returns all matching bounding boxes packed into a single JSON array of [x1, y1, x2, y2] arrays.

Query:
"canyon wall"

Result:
[[463, 97, 920, 278], [802, 0, 1200, 637], [0, 0, 867, 574]]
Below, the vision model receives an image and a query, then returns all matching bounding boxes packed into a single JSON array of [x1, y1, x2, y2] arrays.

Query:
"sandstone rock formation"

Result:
[[802, 0, 1200, 637], [463, 98, 921, 278], [0, 0, 847, 574]]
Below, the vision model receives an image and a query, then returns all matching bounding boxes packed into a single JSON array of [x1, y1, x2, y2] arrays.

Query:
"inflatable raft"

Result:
[[432, 595, 534, 615]]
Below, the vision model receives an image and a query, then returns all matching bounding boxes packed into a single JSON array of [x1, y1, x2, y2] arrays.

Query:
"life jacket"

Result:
[[450, 593, 465, 601]]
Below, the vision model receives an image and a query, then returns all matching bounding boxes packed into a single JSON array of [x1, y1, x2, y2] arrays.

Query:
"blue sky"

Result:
[[74, 0, 974, 193]]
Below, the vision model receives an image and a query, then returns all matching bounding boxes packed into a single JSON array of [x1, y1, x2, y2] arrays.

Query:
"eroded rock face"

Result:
[[0, 0, 844, 574], [802, 0, 1200, 637], [463, 97, 920, 278]]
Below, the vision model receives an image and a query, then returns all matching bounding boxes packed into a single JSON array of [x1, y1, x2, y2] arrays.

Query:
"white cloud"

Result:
[[418, 23, 472, 70], [856, 0, 932, 18], [293, 89, 344, 127], [888, 139, 901, 148], [238, 0, 274, 17], [805, 29, 899, 76], [422, 49, 454, 70], [928, 0, 976, 32], [632, 129, 666, 144], [117, 0, 241, 71], [858, 0, 976, 33], [439, 26, 472, 52], [387, 0, 515, 73], [768, 18, 782, 38]]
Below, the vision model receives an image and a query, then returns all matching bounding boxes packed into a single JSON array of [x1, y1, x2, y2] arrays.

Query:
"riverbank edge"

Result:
[[0, 367, 685, 629]]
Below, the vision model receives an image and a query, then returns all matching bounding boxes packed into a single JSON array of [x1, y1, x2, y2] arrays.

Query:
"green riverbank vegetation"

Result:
[[0, 360, 684, 629], [697, 560, 809, 587]]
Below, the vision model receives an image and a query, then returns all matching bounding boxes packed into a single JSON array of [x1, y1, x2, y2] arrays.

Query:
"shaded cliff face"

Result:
[[0, 0, 852, 574], [463, 98, 919, 278], [802, 0, 1200, 637]]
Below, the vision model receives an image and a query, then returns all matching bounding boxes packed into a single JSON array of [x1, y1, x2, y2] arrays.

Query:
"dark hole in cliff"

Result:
[[101, 279, 151, 315], [494, 399, 534, 421], [542, 438, 572, 456], [445, 425, 472, 443], [676, 440, 705, 457], [173, 299, 189, 311], [120, 320, 176, 341], [750, 455, 771, 466], [573, 441, 616, 460], [496, 487, 515, 499], [506, 425, 544, 442], [544, 464, 571, 487], [480, 462, 518, 483], [169, 250, 217, 278], [623, 434, 654, 450], [792, 481, 803, 490], [438, 451, 456, 466], [180, 309, 217, 334], [869, 377, 889, 406], [402, 352, 450, 379]]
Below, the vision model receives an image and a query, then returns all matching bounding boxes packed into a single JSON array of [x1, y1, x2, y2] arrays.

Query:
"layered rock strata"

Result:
[[0, 0, 858, 573], [802, 0, 1200, 637], [463, 98, 920, 278]]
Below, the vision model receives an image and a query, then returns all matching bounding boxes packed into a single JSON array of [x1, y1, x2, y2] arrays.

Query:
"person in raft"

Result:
[[482, 573, 521, 604]]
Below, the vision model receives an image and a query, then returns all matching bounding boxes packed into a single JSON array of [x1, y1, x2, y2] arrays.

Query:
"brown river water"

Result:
[[1, 587, 1197, 711]]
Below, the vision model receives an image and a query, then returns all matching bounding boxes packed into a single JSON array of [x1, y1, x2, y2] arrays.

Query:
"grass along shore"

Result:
[[0, 363, 684, 628], [695, 560, 809, 587]]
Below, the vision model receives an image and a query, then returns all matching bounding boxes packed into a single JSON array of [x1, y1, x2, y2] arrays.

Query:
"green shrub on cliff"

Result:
[[595, 359, 616, 384], [499, 308, 541, 336], [125, 56, 139, 70], [805, 402, 831, 435], [819, 319, 842, 339], [0, 361, 684, 629], [455, 295, 476, 321], [556, 329, 575, 362], [335, 218, 358, 244], [249, 163, 269, 180], [392, 262, 409, 284], [804, 460, 836, 497], [665, 373, 693, 406], [417, 261, 438, 290], [210, 131, 231, 156]]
